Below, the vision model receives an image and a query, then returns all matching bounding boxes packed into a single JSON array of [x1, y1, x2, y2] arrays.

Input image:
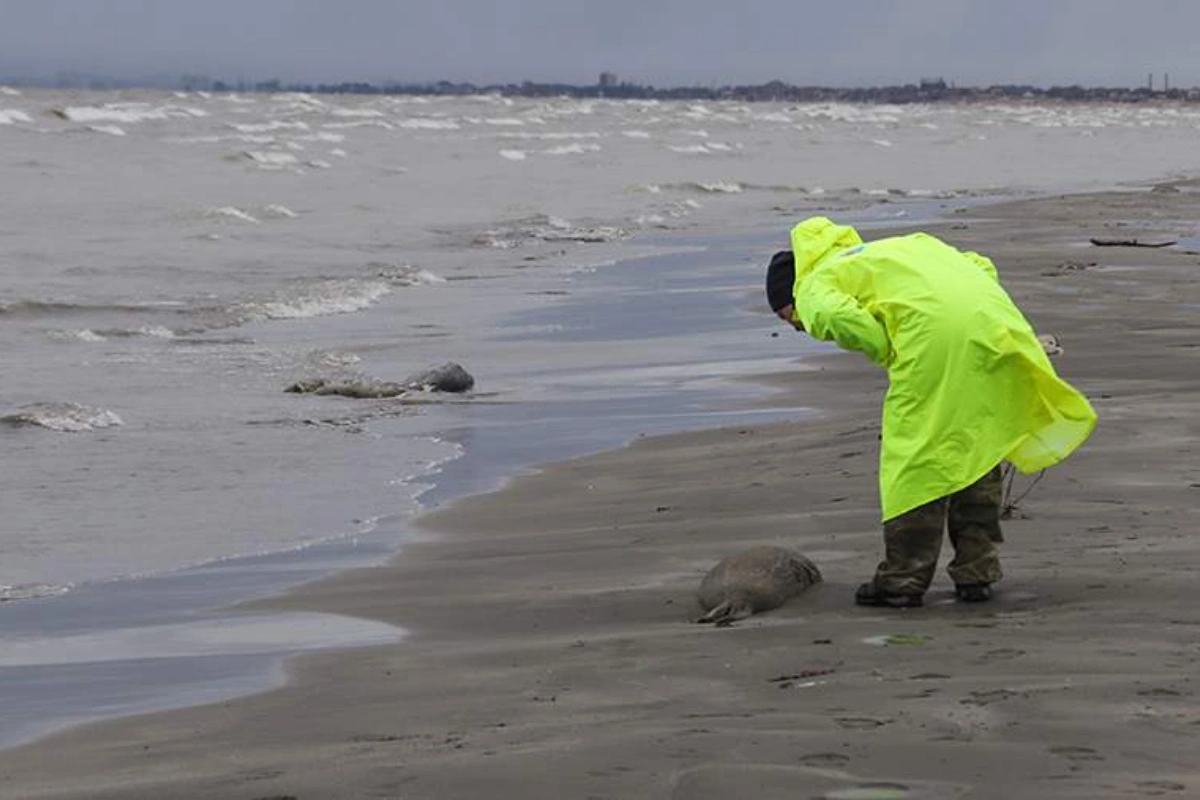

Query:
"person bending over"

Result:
[[766, 217, 1096, 607]]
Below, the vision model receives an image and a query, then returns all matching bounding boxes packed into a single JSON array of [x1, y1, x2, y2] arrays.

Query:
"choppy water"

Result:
[[3, 88, 1199, 600]]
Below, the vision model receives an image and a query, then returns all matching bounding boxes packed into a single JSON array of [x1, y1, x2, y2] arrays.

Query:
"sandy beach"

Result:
[[2, 186, 1199, 799]]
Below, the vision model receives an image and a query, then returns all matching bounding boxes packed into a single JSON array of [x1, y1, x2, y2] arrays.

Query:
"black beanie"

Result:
[[765, 249, 795, 312]]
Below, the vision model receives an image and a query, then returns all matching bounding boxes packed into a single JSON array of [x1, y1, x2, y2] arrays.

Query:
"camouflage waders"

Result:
[[871, 465, 1004, 597]]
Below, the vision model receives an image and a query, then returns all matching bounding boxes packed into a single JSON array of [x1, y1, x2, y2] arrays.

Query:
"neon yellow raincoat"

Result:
[[788, 217, 1096, 521]]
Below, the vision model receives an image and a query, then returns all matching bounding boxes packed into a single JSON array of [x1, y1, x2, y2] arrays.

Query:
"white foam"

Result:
[[242, 150, 300, 168], [306, 159, 333, 169], [696, 181, 743, 194], [483, 117, 526, 126], [55, 104, 198, 124], [1, 402, 123, 433], [323, 119, 396, 130], [545, 143, 601, 155], [295, 131, 345, 143], [0, 108, 33, 125], [205, 206, 261, 224], [539, 224, 626, 243], [0, 582, 70, 602], [397, 117, 461, 130], [330, 107, 386, 118], [48, 329, 107, 342], [56, 325, 177, 341], [503, 131, 601, 141], [621, 130, 652, 139], [634, 213, 668, 227], [231, 120, 310, 133], [377, 265, 446, 285], [872, 139, 894, 148], [330, 148, 348, 158], [668, 144, 712, 155], [0, 86, 21, 96], [500, 149, 527, 161], [262, 204, 299, 219], [87, 124, 127, 136], [279, 93, 326, 110], [238, 279, 393, 321], [131, 326, 177, 339]]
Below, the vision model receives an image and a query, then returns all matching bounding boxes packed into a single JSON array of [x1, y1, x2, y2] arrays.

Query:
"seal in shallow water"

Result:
[[696, 545, 822, 626], [285, 362, 475, 398]]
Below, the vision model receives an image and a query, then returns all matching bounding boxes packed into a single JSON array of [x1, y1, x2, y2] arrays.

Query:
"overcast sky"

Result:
[[0, 0, 1196, 88]]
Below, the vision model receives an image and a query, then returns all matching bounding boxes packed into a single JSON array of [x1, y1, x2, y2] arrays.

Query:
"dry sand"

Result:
[[2, 188, 1199, 799]]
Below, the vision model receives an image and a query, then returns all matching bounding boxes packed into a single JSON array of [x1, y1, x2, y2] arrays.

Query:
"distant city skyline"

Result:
[[1, 0, 1197, 89]]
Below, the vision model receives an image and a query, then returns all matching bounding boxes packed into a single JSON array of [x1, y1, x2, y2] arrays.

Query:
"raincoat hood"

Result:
[[790, 217, 863, 287]]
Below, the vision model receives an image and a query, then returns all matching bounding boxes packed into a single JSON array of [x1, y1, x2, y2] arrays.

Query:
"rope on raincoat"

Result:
[[1001, 462, 1047, 519]]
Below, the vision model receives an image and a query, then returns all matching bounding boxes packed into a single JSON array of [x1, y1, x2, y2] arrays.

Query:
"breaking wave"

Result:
[[694, 181, 743, 194], [0, 582, 71, 602], [48, 325, 177, 342], [205, 206, 261, 224], [373, 265, 447, 285], [397, 117, 461, 130], [323, 120, 395, 131], [53, 103, 208, 124], [1, 402, 124, 432], [472, 214, 628, 248], [87, 124, 127, 136], [263, 204, 299, 218], [501, 131, 601, 141], [230, 120, 310, 133], [545, 143, 601, 156], [238, 150, 301, 168], [330, 107, 387, 119], [0, 109, 33, 125], [234, 279, 393, 321]]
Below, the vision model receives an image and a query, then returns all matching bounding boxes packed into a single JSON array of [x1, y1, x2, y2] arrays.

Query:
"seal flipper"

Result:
[[696, 600, 732, 624], [696, 596, 753, 626]]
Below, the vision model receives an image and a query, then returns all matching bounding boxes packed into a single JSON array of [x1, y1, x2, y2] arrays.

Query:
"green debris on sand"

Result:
[[825, 784, 911, 800], [862, 633, 930, 647]]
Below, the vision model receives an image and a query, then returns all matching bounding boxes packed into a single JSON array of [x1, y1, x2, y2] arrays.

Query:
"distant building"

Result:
[[599, 72, 619, 88]]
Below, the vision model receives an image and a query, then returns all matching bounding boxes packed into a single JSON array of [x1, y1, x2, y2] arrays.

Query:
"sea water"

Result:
[[2, 88, 1199, 744]]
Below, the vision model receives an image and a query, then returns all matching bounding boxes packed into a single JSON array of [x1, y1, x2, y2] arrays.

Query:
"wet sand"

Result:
[[2, 188, 1199, 799]]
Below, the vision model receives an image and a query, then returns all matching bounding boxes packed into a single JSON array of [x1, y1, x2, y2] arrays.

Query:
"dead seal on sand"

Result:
[[696, 545, 822, 626]]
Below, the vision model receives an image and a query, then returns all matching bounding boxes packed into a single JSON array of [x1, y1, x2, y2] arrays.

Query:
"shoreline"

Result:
[[0, 211, 835, 752], [3, 185, 1199, 798]]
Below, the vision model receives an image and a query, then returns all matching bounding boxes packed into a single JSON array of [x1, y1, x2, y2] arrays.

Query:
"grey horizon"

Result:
[[0, 0, 1196, 89]]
